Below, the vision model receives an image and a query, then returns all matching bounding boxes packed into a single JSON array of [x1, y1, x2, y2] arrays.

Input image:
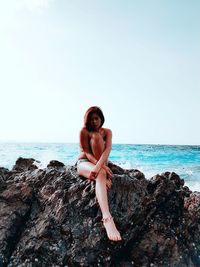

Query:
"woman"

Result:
[[77, 106, 122, 241]]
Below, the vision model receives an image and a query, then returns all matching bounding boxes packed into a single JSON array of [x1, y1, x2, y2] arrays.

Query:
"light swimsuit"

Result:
[[77, 158, 90, 166]]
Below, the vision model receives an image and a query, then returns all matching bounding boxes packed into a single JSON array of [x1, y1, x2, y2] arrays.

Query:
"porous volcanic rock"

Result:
[[0, 158, 199, 267]]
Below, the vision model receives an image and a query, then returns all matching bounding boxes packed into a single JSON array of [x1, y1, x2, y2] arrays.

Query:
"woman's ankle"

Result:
[[102, 212, 112, 219]]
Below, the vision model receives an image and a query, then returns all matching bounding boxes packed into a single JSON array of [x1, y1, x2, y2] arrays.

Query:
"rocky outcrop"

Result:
[[0, 157, 199, 267]]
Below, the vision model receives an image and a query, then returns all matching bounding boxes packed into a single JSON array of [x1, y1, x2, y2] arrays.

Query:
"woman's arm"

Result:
[[79, 128, 98, 164], [79, 128, 113, 178], [95, 128, 112, 170]]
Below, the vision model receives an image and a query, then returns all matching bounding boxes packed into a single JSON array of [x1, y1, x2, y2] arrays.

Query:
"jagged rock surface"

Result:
[[0, 157, 199, 267]]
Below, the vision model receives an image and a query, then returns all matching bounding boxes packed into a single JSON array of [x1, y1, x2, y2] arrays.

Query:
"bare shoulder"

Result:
[[80, 127, 89, 135], [103, 128, 112, 133], [80, 127, 90, 140], [101, 128, 112, 137]]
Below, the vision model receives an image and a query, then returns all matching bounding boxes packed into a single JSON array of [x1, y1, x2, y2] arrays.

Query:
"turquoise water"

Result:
[[0, 143, 199, 191]]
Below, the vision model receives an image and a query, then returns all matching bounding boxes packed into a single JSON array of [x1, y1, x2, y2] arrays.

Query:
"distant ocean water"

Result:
[[0, 143, 199, 192]]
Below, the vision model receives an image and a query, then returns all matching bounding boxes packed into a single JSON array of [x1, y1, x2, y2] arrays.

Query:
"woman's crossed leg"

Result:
[[78, 161, 121, 241]]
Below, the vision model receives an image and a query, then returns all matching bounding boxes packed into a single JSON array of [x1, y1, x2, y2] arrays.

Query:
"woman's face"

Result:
[[90, 112, 101, 131]]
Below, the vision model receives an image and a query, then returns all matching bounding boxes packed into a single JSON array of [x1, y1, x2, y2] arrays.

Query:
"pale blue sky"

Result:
[[0, 0, 199, 145]]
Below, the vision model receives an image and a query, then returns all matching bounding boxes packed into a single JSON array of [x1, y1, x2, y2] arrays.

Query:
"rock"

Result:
[[0, 157, 199, 266], [0, 167, 11, 193], [47, 160, 65, 169], [12, 157, 39, 172], [0, 167, 10, 182]]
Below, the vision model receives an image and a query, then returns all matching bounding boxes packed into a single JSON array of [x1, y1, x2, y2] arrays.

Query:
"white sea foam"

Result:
[[115, 161, 158, 179], [185, 181, 200, 192], [38, 151, 62, 168], [115, 161, 132, 169], [114, 161, 200, 192]]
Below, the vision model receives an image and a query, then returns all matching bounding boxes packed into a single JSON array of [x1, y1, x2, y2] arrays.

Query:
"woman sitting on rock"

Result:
[[77, 106, 122, 241]]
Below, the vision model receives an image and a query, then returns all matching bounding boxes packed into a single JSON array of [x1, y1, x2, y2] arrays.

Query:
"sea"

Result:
[[0, 143, 199, 192]]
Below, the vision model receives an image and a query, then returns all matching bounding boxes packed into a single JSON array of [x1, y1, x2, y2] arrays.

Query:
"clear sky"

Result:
[[0, 0, 199, 145]]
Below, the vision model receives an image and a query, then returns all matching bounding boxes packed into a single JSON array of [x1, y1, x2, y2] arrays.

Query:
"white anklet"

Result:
[[102, 216, 113, 223]]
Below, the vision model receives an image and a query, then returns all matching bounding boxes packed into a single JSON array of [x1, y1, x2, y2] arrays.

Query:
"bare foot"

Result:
[[102, 216, 122, 241]]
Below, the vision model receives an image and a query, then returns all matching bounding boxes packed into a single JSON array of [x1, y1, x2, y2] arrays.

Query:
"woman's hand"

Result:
[[89, 164, 113, 180], [89, 165, 101, 180], [102, 165, 113, 179], [106, 177, 112, 189], [89, 171, 97, 180]]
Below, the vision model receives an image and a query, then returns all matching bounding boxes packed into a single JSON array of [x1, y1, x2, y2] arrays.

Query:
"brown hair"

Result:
[[84, 106, 105, 131]]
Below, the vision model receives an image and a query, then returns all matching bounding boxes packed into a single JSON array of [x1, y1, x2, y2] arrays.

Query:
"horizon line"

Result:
[[0, 140, 199, 146]]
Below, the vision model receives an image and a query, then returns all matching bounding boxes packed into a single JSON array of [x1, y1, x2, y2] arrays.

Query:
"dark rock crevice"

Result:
[[0, 188, 34, 266]]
